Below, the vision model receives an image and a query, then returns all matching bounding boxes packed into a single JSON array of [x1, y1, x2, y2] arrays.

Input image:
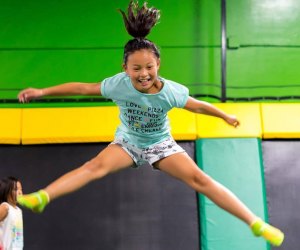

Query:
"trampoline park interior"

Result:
[[1, 1, 300, 250]]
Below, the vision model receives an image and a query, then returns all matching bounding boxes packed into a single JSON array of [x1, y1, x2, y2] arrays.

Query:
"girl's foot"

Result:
[[251, 218, 284, 247], [17, 190, 49, 213]]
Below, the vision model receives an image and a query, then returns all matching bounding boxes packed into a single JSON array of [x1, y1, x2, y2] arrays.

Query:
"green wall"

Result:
[[1, 0, 300, 107], [226, 0, 300, 101]]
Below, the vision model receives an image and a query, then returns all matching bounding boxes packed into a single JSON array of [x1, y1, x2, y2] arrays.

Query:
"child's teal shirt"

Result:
[[101, 72, 189, 148]]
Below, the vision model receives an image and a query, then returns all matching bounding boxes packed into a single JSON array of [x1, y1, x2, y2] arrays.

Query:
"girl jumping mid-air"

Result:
[[17, 1, 284, 247], [0, 177, 24, 250]]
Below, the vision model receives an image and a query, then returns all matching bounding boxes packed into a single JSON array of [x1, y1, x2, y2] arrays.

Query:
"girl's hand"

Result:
[[18, 88, 44, 103], [224, 114, 240, 128]]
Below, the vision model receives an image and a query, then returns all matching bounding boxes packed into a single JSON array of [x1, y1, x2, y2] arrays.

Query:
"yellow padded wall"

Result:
[[196, 103, 262, 138], [21, 107, 197, 144], [262, 103, 300, 138], [0, 109, 22, 144], [168, 108, 197, 140], [22, 107, 120, 144]]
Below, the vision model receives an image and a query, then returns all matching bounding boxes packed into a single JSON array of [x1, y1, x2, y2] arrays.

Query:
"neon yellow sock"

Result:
[[17, 190, 50, 213], [251, 218, 284, 247]]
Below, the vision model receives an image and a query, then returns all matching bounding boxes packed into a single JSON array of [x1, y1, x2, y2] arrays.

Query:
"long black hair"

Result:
[[119, 1, 161, 64], [0, 176, 19, 203]]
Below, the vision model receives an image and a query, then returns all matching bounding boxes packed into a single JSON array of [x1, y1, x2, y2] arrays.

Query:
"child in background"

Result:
[[0, 177, 23, 250], [17, 0, 284, 247]]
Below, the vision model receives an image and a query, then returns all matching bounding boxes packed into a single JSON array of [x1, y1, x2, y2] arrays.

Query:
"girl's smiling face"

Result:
[[16, 181, 23, 198], [8, 181, 23, 206], [123, 49, 162, 94]]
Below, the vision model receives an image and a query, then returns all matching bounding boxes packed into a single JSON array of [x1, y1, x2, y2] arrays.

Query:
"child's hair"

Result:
[[119, 0, 161, 64], [0, 176, 19, 203]]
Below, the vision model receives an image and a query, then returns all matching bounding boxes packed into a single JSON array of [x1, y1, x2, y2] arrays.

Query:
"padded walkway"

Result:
[[196, 138, 269, 250]]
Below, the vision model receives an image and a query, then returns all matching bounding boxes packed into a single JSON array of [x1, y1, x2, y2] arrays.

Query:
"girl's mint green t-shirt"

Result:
[[101, 72, 189, 148]]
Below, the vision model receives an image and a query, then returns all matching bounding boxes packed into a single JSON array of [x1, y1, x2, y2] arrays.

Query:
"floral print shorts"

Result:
[[111, 137, 185, 168]]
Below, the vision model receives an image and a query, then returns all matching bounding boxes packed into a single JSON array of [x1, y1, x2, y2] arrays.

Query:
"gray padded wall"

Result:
[[262, 140, 300, 250], [0, 142, 199, 250]]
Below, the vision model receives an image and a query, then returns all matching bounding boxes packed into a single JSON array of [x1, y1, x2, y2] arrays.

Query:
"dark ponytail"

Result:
[[119, 1, 161, 64]]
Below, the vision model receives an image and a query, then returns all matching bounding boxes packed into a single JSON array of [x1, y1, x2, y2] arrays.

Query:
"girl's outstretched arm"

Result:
[[184, 96, 239, 127], [18, 82, 101, 103]]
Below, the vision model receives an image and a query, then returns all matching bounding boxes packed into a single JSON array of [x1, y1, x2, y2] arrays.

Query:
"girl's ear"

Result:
[[157, 58, 161, 70], [122, 63, 127, 72]]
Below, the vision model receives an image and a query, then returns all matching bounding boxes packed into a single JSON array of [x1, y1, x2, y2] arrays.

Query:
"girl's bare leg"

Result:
[[155, 152, 256, 224], [155, 152, 284, 246], [18, 144, 134, 211], [45, 144, 134, 201]]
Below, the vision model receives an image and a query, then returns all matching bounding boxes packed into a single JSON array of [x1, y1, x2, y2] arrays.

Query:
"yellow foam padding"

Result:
[[196, 103, 262, 138], [168, 108, 197, 140], [0, 109, 22, 144], [262, 103, 300, 138], [22, 107, 120, 144]]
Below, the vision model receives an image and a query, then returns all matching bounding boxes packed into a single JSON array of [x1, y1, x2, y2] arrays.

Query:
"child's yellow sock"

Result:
[[251, 218, 284, 247], [17, 190, 50, 213]]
